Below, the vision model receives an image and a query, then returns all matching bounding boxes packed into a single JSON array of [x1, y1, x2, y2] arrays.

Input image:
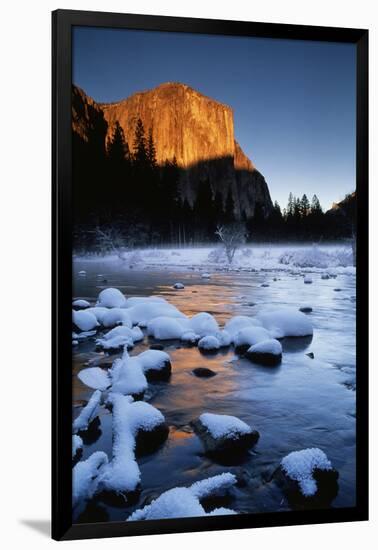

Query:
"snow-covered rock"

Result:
[[72, 299, 91, 310], [96, 288, 126, 308], [224, 316, 262, 338], [110, 357, 147, 399], [101, 308, 132, 328], [147, 316, 187, 340], [181, 331, 200, 344], [189, 312, 219, 337], [72, 310, 98, 332], [78, 367, 111, 391], [131, 326, 144, 342], [198, 335, 221, 352], [277, 448, 338, 501], [72, 434, 83, 460], [73, 451, 108, 507], [137, 349, 172, 381], [85, 306, 108, 324], [245, 338, 282, 366], [233, 326, 271, 353], [96, 325, 136, 351], [192, 413, 259, 455], [73, 390, 102, 433], [258, 308, 313, 339], [127, 300, 186, 327], [304, 275, 312, 284], [173, 282, 185, 289], [201, 272, 211, 279], [214, 330, 232, 347], [98, 395, 167, 501], [127, 473, 237, 521]]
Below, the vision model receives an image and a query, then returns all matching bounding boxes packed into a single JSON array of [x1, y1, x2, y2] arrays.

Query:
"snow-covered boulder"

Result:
[[275, 448, 339, 506], [72, 299, 90, 310], [147, 316, 187, 340], [98, 395, 168, 503], [127, 300, 186, 327], [198, 335, 221, 352], [72, 310, 98, 332], [96, 288, 126, 308], [189, 312, 219, 337], [73, 451, 108, 507], [173, 282, 185, 290], [201, 272, 211, 279], [131, 326, 144, 342], [72, 434, 83, 463], [245, 339, 282, 366], [78, 367, 111, 391], [127, 473, 237, 521], [257, 308, 313, 339], [96, 325, 136, 352], [181, 331, 200, 344], [110, 352, 148, 399], [321, 273, 330, 280], [137, 349, 172, 381], [214, 330, 232, 347], [73, 390, 102, 433], [304, 275, 312, 284], [224, 316, 262, 338], [233, 326, 271, 353], [192, 413, 259, 456], [101, 308, 132, 328], [85, 306, 108, 324]]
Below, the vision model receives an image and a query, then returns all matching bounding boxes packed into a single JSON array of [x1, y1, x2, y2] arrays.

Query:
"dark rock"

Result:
[[273, 465, 339, 510], [306, 352, 315, 359], [245, 349, 282, 366], [135, 422, 169, 456], [191, 417, 259, 457], [334, 288, 342, 292], [97, 486, 141, 508], [144, 360, 172, 382], [192, 367, 217, 378], [150, 343, 164, 351], [78, 416, 102, 445], [299, 306, 313, 313]]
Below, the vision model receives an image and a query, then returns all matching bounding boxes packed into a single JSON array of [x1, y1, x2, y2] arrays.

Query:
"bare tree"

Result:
[[94, 226, 127, 259], [215, 223, 247, 264]]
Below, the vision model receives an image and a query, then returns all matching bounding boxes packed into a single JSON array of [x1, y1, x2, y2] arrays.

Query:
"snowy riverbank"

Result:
[[74, 243, 355, 275]]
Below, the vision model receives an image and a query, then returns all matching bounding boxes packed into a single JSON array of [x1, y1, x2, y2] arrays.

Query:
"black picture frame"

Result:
[[52, 9, 369, 541]]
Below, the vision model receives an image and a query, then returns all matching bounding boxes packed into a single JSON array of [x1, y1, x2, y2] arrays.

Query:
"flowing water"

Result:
[[72, 257, 356, 523]]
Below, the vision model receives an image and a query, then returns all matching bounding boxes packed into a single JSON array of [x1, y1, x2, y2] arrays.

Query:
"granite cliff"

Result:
[[72, 82, 273, 219]]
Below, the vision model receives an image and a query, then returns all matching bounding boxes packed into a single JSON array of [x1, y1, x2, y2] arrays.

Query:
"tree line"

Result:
[[72, 115, 355, 252]]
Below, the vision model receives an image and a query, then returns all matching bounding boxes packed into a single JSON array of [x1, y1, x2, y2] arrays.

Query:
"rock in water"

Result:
[[299, 306, 313, 313], [191, 413, 259, 457], [192, 367, 217, 378], [273, 448, 339, 509], [72, 83, 273, 219], [245, 339, 282, 366]]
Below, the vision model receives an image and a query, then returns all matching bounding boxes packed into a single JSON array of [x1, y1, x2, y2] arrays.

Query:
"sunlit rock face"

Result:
[[72, 82, 273, 218]]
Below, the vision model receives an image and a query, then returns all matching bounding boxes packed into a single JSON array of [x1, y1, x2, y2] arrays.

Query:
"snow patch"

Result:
[[281, 448, 333, 497]]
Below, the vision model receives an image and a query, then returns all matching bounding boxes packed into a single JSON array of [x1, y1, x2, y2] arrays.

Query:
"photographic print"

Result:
[[52, 11, 368, 539]]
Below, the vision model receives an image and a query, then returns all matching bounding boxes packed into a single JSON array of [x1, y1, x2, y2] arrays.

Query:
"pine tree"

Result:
[[108, 122, 129, 163], [287, 192, 295, 218], [147, 127, 157, 168], [133, 118, 147, 165], [300, 194, 310, 217], [310, 194, 323, 215]]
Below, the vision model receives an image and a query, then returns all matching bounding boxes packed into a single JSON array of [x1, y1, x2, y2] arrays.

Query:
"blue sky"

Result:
[[73, 27, 356, 210]]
